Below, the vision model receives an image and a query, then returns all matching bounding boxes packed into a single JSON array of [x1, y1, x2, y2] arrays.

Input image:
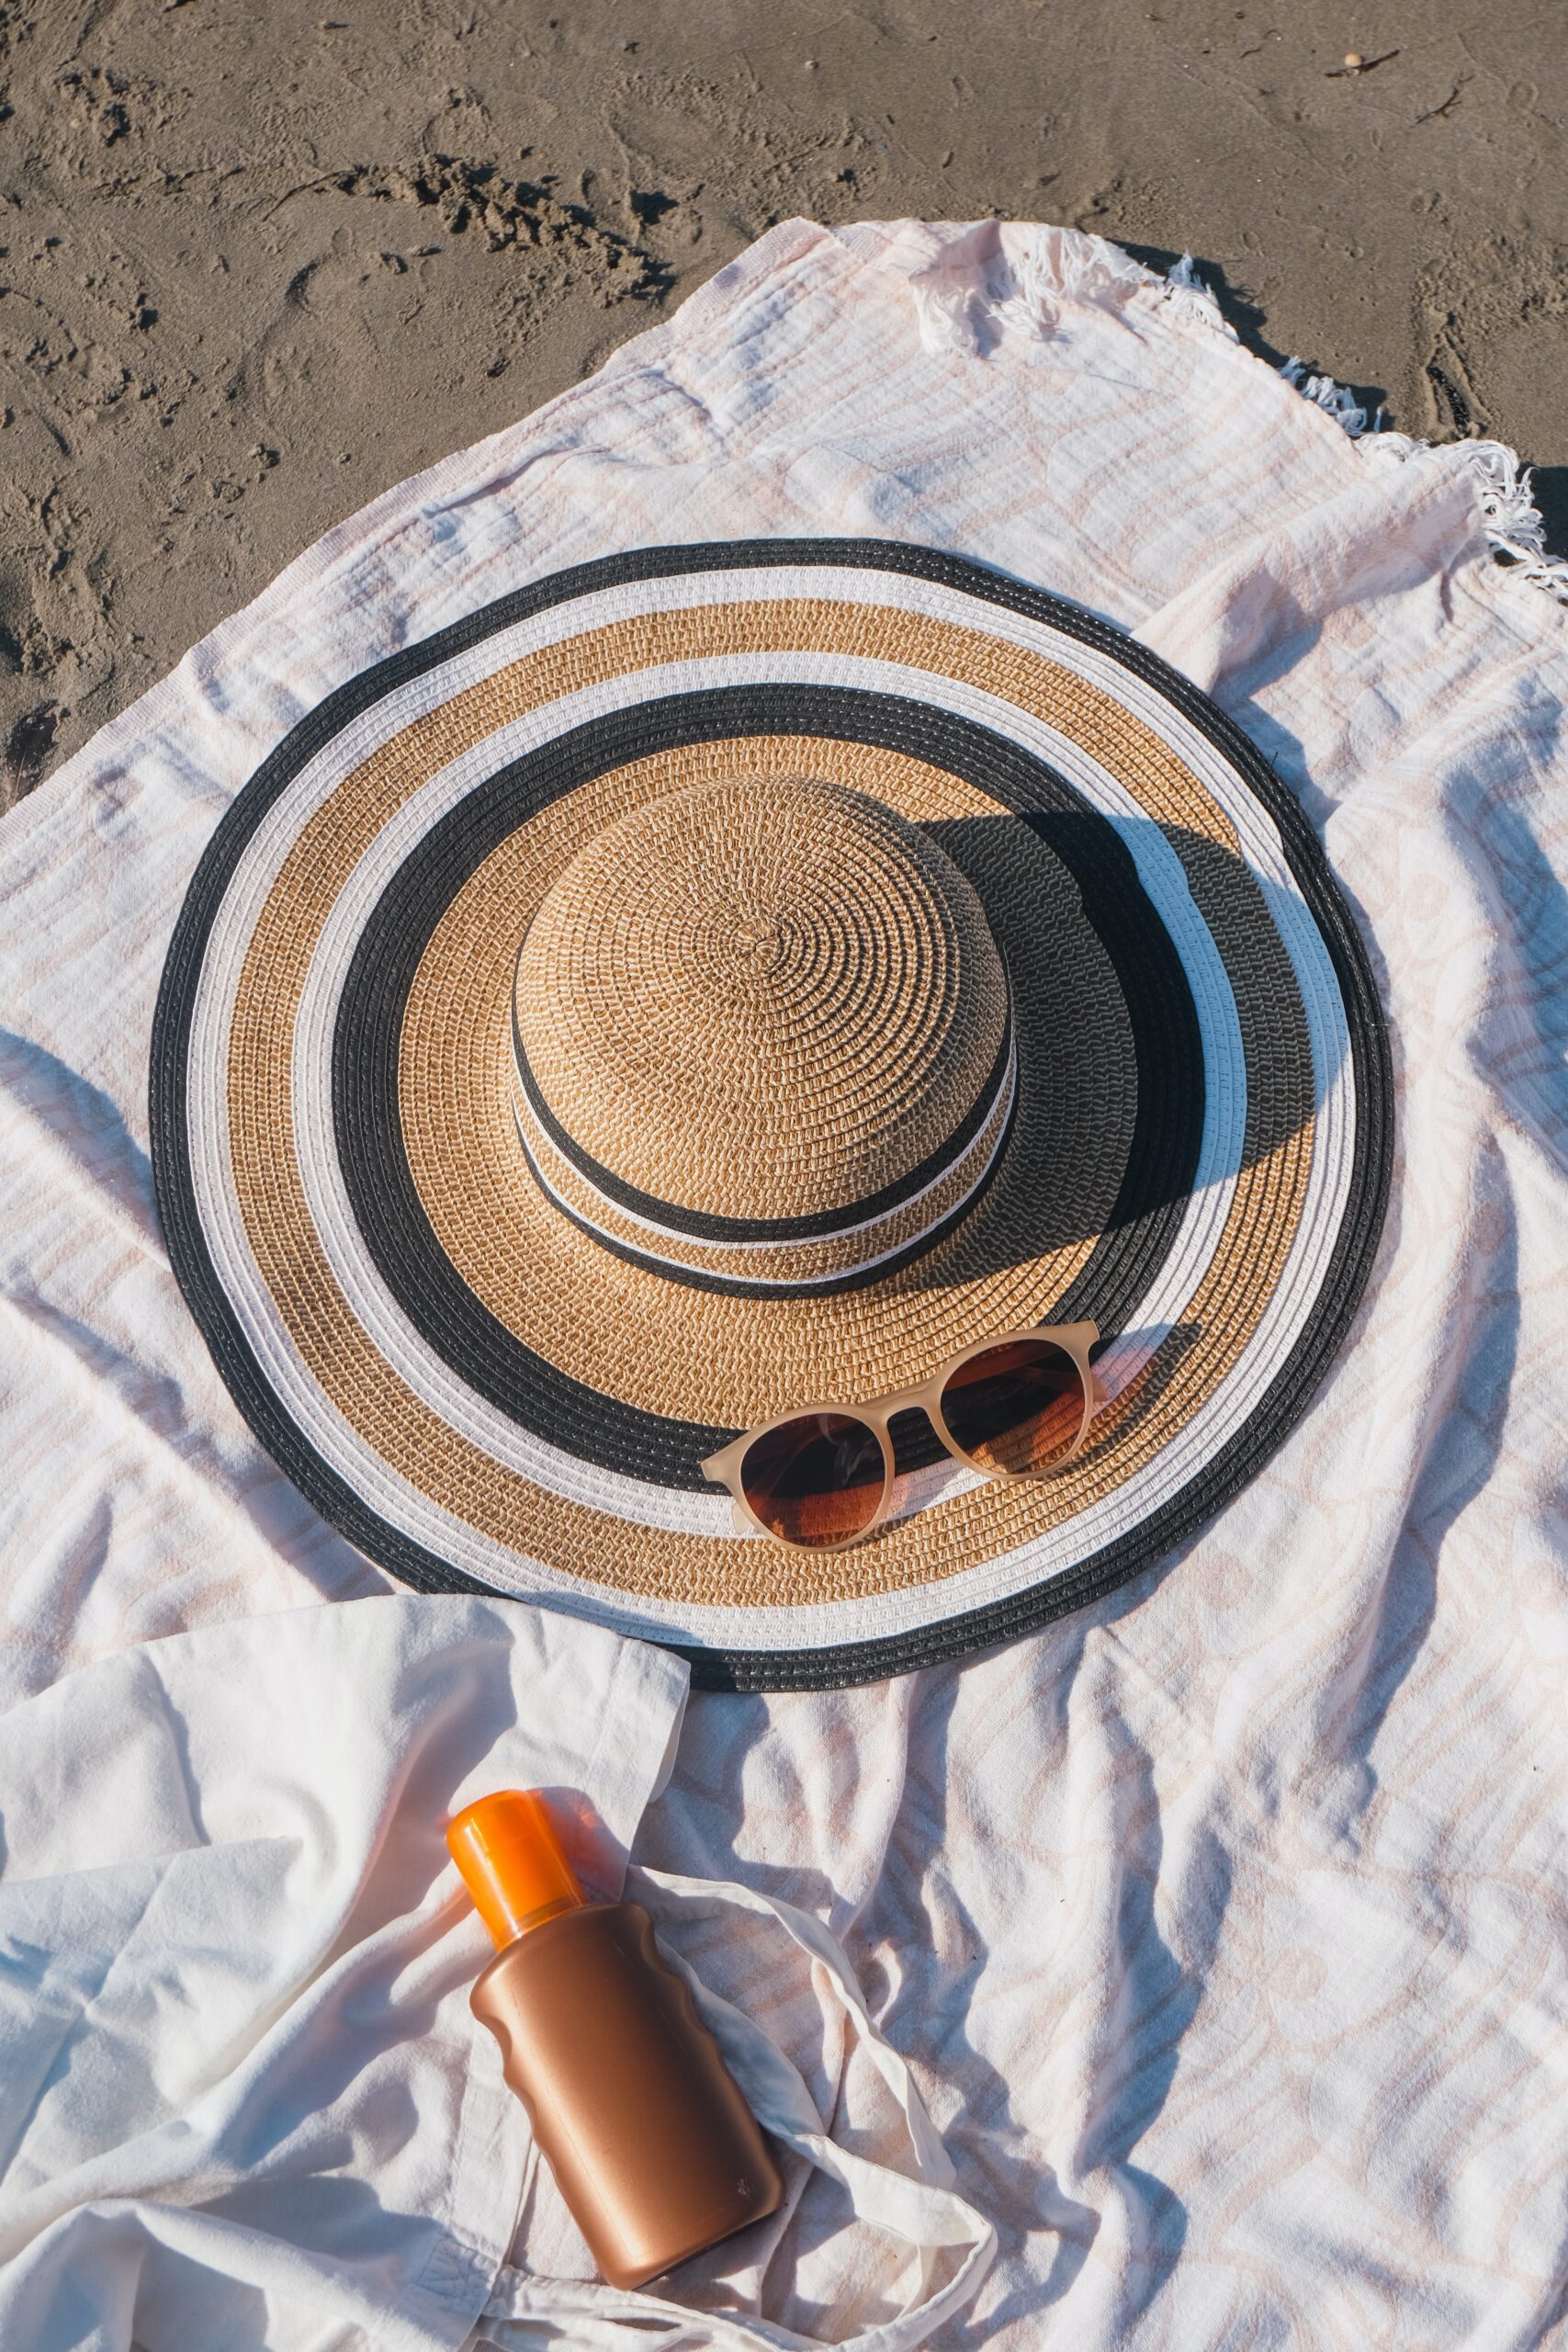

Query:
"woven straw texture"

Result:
[[510, 775, 1013, 1288], [151, 537, 1390, 1686]]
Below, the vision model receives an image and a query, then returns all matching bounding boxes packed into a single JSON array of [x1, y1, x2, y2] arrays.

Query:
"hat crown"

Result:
[[512, 777, 1012, 1278]]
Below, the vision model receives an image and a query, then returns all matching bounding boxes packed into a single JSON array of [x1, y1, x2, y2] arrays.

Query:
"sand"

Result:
[[0, 0, 1562, 809]]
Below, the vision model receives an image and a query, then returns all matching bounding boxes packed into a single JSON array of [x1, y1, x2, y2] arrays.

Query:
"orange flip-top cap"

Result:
[[446, 1788, 586, 1948]]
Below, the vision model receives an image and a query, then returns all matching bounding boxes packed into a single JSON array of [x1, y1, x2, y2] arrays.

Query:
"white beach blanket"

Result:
[[2, 218, 1566, 2346]]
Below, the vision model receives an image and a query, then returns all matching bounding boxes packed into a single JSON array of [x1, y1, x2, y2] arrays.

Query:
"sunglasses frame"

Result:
[[701, 1320, 1100, 1553]]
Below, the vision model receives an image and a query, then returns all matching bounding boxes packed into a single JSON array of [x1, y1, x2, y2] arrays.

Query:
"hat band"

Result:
[[510, 1017, 1019, 1296]]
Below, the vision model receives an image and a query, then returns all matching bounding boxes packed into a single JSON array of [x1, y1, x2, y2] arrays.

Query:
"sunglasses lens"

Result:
[[939, 1337, 1087, 1476], [739, 1413, 886, 1548]]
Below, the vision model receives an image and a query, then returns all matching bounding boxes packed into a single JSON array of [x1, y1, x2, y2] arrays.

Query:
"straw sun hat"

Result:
[[152, 540, 1391, 1690]]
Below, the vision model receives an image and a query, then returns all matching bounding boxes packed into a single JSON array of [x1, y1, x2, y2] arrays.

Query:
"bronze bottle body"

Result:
[[448, 1791, 783, 2295], [471, 1897, 783, 2290]]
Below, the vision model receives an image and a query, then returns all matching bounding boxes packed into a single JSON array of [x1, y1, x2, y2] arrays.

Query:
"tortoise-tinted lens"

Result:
[[938, 1336, 1087, 1476], [739, 1412, 886, 1548]]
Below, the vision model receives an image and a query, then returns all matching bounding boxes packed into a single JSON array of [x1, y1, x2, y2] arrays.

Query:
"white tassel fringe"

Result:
[[1278, 355, 1379, 438], [1460, 442, 1568, 604], [1159, 253, 1237, 341]]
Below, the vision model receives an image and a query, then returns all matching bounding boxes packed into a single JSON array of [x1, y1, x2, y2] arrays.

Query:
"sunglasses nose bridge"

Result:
[[878, 1394, 958, 1481]]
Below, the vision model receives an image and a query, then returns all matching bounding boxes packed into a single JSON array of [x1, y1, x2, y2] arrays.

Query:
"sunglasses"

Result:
[[701, 1321, 1100, 1553]]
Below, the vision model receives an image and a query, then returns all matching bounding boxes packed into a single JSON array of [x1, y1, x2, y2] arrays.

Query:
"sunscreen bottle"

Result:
[[447, 1788, 784, 2290]]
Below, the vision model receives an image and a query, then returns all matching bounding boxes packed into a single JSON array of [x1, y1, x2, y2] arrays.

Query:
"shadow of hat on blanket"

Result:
[[882, 800, 1334, 1489], [915, 808, 1344, 1281]]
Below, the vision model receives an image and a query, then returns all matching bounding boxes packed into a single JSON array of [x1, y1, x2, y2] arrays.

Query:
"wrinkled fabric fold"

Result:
[[481, 1867, 994, 2350], [0, 1595, 689, 2350]]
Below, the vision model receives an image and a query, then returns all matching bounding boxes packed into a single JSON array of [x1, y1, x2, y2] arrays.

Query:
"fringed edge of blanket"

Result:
[[1164, 253, 1568, 608], [890, 219, 1567, 611]]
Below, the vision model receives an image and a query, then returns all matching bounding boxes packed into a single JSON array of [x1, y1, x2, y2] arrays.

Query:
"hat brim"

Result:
[[152, 540, 1391, 1690]]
